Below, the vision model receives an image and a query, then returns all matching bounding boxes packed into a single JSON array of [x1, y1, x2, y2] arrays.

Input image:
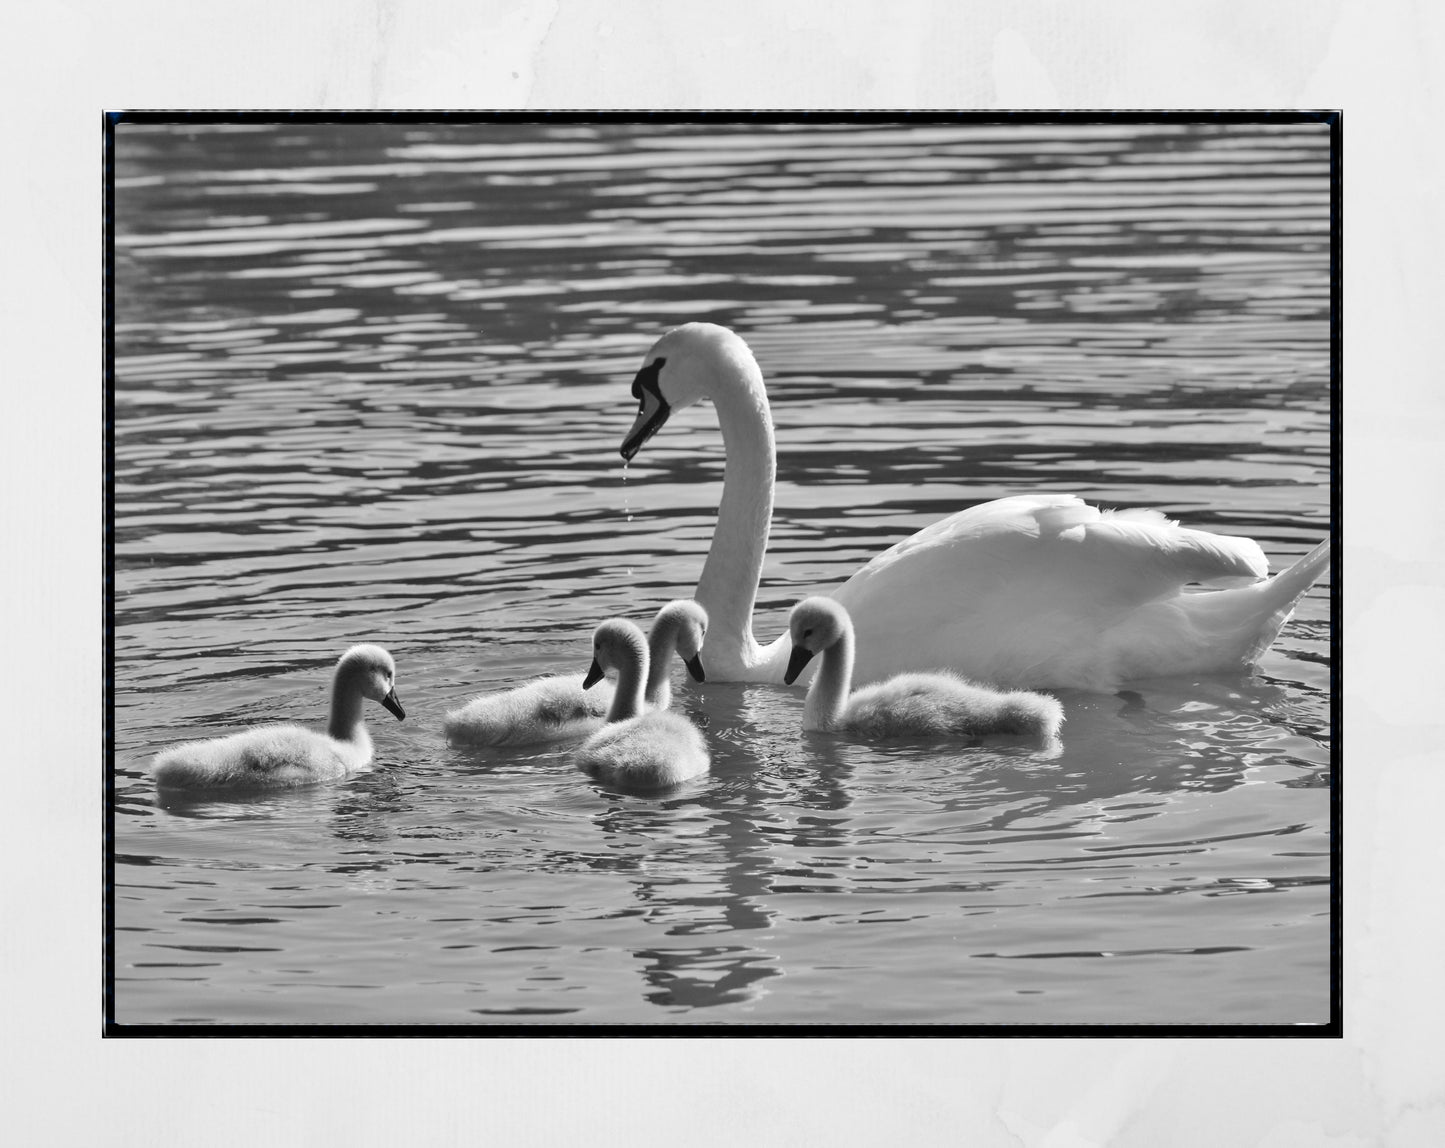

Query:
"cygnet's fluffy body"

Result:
[[574, 617, 710, 789], [574, 711, 709, 790], [151, 644, 406, 791], [785, 598, 1063, 741], [444, 674, 612, 748], [842, 671, 1063, 740], [443, 601, 707, 747]]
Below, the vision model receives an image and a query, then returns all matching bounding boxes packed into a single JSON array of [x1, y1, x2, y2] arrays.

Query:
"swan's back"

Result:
[[444, 674, 612, 747], [575, 710, 709, 790], [152, 723, 368, 790], [833, 494, 1280, 690], [843, 671, 1063, 741]]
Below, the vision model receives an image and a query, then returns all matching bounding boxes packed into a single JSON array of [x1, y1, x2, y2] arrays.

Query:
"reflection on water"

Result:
[[112, 119, 1331, 1026]]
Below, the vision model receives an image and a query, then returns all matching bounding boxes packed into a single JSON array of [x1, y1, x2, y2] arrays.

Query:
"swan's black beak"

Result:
[[382, 688, 406, 721], [620, 358, 671, 461], [583, 659, 605, 689], [784, 646, 814, 686], [684, 653, 705, 683]]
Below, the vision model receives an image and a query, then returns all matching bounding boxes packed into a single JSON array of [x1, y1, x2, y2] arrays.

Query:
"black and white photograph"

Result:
[[107, 114, 1335, 1029], [11, 0, 1445, 1141]]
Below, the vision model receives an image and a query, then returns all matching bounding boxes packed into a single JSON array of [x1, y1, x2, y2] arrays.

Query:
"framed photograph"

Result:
[[107, 113, 1336, 1033]]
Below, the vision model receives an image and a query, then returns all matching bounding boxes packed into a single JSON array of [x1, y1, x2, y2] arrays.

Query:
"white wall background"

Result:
[[2, 1, 1439, 1143]]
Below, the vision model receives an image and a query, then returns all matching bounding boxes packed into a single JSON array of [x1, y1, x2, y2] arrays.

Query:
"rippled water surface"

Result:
[[111, 119, 1333, 1026]]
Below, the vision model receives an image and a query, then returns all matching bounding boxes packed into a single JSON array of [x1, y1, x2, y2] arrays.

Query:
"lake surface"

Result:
[[110, 118, 1334, 1027]]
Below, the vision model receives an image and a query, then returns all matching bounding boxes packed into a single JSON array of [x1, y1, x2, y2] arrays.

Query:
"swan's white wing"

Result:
[[831, 494, 1269, 689], [849, 495, 1265, 593]]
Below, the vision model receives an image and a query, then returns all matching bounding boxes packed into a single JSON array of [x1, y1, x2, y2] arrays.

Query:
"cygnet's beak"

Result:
[[583, 658, 606, 689], [382, 687, 406, 721], [620, 359, 671, 461], [684, 653, 705, 683], [784, 645, 814, 686]]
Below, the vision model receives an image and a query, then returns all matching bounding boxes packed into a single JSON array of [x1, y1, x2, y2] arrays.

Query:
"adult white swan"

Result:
[[620, 322, 1330, 693]]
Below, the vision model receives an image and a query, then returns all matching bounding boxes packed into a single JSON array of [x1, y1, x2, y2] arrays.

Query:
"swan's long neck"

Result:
[[607, 639, 649, 723], [645, 617, 676, 709], [693, 355, 776, 672], [327, 665, 367, 742], [804, 625, 854, 732]]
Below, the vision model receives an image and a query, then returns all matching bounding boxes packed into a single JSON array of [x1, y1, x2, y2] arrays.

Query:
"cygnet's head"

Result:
[[583, 618, 649, 689], [655, 599, 709, 682], [621, 323, 759, 460], [338, 644, 406, 720], [783, 597, 850, 685]]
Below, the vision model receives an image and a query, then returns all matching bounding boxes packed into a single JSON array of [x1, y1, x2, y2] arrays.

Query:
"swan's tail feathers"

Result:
[[1242, 537, 1332, 664], [1267, 537, 1332, 609]]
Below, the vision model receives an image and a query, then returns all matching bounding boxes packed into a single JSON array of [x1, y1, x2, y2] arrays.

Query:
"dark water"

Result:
[[111, 120, 1332, 1025]]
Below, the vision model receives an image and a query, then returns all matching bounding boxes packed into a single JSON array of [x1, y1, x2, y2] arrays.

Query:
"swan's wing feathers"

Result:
[[1082, 513, 1269, 592], [1106, 506, 1175, 527], [851, 495, 1088, 575], [849, 495, 1267, 605], [827, 495, 1274, 688]]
